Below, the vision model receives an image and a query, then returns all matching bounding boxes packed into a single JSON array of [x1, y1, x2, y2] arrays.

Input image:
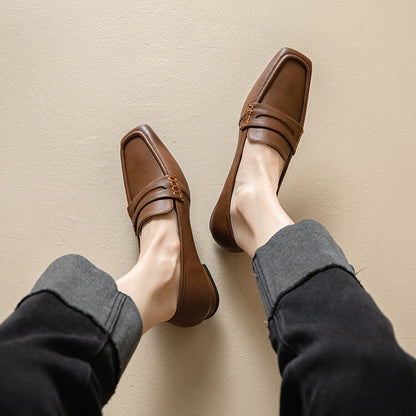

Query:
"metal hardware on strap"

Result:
[[241, 103, 254, 128], [168, 175, 182, 199]]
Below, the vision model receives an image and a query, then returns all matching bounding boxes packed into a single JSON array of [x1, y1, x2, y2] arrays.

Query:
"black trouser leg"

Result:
[[0, 255, 142, 415], [252, 220, 416, 415], [272, 267, 416, 415]]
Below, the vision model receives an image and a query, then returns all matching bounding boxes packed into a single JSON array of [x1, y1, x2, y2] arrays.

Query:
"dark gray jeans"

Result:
[[0, 220, 415, 415]]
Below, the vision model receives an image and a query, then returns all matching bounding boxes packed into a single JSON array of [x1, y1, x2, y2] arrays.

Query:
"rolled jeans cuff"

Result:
[[252, 219, 357, 319], [22, 254, 142, 374]]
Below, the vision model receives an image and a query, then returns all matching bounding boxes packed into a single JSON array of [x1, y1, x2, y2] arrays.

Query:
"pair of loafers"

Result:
[[120, 47, 312, 327]]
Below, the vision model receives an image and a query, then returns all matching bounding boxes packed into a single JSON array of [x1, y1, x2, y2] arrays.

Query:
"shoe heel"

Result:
[[209, 208, 244, 253], [202, 264, 220, 319]]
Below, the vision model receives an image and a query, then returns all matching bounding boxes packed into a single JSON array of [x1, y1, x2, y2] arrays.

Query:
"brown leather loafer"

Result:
[[121, 125, 219, 327], [210, 47, 312, 252]]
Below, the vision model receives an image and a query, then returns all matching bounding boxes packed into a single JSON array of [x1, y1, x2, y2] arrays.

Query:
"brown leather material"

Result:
[[210, 47, 312, 252], [239, 102, 303, 157], [121, 125, 219, 327], [127, 175, 187, 236]]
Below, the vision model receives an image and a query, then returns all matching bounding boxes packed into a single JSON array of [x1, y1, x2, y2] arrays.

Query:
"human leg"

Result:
[[228, 107, 416, 416], [0, 254, 142, 415], [0, 125, 219, 415], [0, 216, 185, 415], [211, 45, 416, 414]]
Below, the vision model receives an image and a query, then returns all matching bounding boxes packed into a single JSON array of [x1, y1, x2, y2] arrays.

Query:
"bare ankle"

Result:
[[228, 137, 294, 257], [117, 248, 180, 333], [117, 211, 181, 333], [231, 184, 294, 257]]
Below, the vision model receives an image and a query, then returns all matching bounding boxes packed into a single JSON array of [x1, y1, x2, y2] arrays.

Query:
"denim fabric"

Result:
[[0, 292, 118, 414], [253, 219, 416, 415], [252, 219, 356, 317], [271, 268, 416, 415], [1, 222, 415, 415], [25, 254, 142, 373]]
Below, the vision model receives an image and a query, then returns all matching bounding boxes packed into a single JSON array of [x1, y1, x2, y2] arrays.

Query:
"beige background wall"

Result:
[[1, 1, 415, 414]]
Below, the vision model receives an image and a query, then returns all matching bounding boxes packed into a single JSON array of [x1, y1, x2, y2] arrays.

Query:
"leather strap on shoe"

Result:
[[239, 102, 303, 156], [127, 175, 188, 236]]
